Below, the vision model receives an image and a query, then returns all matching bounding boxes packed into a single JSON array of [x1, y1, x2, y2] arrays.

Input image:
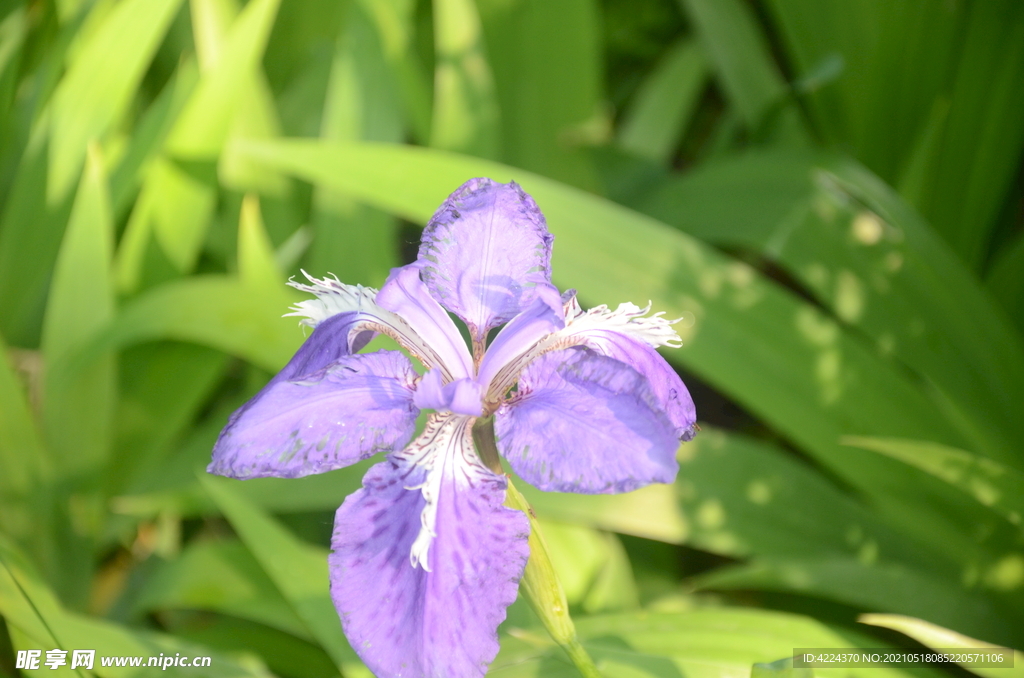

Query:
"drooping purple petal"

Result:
[[376, 264, 474, 381], [280, 310, 372, 381], [573, 332, 696, 440], [330, 413, 529, 678], [418, 178, 554, 343], [495, 347, 679, 494], [208, 351, 418, 479]]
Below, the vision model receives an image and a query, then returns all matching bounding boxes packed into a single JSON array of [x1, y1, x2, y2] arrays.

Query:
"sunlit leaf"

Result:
[[165, 0, 281, 159], [638, 150, 1024, 465], [199, 475, 362, 670], [47, 0, 183, 203], [477, 0, 603, 188], [41, 144, 115, 480], [0, 532, 274, 677], [494, 608, 940, 678], [859, 614, 1024, 678], [843, 437, 1024, 536], [694, 558, 1020, 650], [430, 0, 500, 158]]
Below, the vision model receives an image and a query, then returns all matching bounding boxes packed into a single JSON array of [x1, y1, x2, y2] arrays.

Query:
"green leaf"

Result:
[[494, 608, 942, 678], [134, 539, 308, 640], [675, 429, 944, 571], [638, 150, 1024, 465], [903, 0, 1024, 271], [237, 194, 283, 290], [46, 0, 183, 203], [751, 657, 811, 678], [0, 123, 75, 347], [108, 61, 200, 217], [41, 144, 115, 480], [199, 474, 361, 670], [518, 479, 686, 546], [165, 613, 341, 678], [112, 342, 228, 495], [477, 0, 603, 188], [165, 0, 281, 159], [353, 0, 432, 143], [116, 156, 218, 287], [763, 0, 1024, 271], [306, 0, 402, 287], [0, 331, 47, 503], [859, 614, 1024, 678], [0, 532, 274, 677], [537, 520, 638, 612], [429, 0, 500, 158], [112, 463, 372, 520], [0, 331, 52, 570], [80, 276, 300, 374], [617, 38, 708, 164], [762, 0, 963, 183], [676, 0, 806, 144], [842, 437, 1024, 538], [694, 558, 1020, 650], [986, 232, 1024, 339]]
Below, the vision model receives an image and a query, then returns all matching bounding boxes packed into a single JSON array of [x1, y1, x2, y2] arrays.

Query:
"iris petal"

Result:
[[418, 178, 554, 344], [329, 412, 529, 678], [209, 350, 418, 479], [377, 264, 474, 381], [495, 347, 679, 494]]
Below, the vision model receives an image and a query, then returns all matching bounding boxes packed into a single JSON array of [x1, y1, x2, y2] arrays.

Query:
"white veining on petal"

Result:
[[286, 270, 380, 328], [394, 412, 486, 571], [285, 271, 460, 380], [484, 299, 681, 403]]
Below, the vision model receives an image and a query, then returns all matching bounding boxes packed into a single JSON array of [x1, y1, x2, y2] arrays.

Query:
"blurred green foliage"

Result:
[[1, 0, 1023, 675]]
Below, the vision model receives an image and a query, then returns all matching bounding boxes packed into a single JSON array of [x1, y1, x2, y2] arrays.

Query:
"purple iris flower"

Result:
[[208, 179, 696, 678]]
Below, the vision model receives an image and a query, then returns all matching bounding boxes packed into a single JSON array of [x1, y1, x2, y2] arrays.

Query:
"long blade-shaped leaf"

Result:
[[0, 533, 274, 677], [617, 38, 708, 164], [859, 614, 1023, 678], [677, 0, 806, 143], [843, 437, 1024, 537], [165, 0, 281, 159], [477, 0, 603, 188], [638, 150, 1024, 465], [41, 145, 115, 480], [430, 0, 500, 158], [199, 475, 361, 670], [47, 0, 183, 202], [695, 557, 1021, 650]]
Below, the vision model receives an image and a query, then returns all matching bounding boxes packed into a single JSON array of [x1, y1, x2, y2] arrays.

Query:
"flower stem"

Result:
[[471, 419, 602, 677], [504, 480, 604, 678], [471, 416, 504, 475]]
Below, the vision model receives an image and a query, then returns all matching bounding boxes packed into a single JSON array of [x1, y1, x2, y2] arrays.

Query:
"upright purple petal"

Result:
[[377, 264, 474, 381], [330, 413, 529, 678], [495, 348, 679, 494], [477, 283, 564, 403], [418, 179, 554, 343], [209, 351, 418, 479]]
